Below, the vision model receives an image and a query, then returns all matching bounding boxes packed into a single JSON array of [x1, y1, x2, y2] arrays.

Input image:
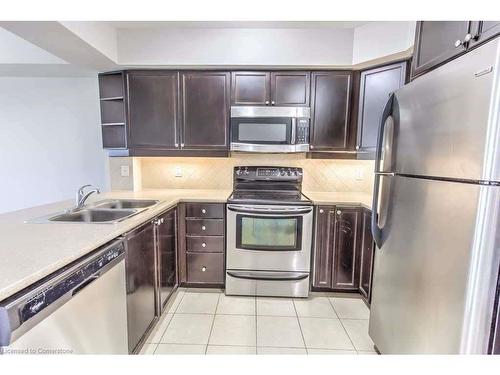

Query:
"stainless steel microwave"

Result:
[[230, 106, 310, 153]]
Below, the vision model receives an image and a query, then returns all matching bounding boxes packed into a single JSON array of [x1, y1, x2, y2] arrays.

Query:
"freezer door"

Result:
[[392, 38, 500, 182], [369, 175, 499, 354]]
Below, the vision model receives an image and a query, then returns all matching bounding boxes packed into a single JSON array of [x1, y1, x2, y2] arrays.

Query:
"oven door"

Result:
[[226, 204, 313, 272]]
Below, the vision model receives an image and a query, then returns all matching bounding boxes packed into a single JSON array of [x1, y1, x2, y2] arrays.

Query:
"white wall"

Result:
[[352, 21, 416, 65], [117, 27, 354, 66], [0, 77, 108, 213]]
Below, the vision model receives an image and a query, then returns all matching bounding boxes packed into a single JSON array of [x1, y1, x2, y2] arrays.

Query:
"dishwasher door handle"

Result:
[[71, 275, 100, 297]]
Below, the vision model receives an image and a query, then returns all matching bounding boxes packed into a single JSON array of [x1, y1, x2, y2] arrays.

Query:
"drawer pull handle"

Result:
[[201, 266, 207, 272], [201, 209, 206, 214], [202, 225, 206, 231], [202, 243, 206, 248]]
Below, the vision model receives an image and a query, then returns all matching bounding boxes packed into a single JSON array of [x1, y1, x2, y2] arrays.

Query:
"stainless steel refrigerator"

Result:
[[369, 37, 500, 354]]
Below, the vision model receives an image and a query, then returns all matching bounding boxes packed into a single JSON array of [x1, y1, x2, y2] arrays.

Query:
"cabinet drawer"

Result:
[[186, 236, 224, 253], [185, 203, 224, 218], [186, 219, 224, 236], [187, 253, 224, 284]]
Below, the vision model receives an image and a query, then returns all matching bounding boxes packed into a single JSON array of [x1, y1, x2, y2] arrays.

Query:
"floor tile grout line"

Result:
[[338, 315, 358, 352], [255, 296, 258, 347], [327, 297, 341, 319], [156, 289, 186, 344], [205, 292, 221, 354], [292, 299, 308, 352]]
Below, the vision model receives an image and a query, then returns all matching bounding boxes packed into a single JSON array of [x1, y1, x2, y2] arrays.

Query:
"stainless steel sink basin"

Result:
[[49, 208, 138, 223], [91, 199, 159, 210]]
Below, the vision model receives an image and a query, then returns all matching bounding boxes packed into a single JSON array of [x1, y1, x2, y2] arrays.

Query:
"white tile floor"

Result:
[[140, 288, 377, 355]]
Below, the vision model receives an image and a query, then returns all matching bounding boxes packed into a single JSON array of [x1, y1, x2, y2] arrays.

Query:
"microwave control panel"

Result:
[[296, 119, 309, 144]]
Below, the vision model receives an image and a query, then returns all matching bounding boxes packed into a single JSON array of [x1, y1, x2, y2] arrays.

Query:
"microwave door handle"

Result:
[[291, 118, 297, 144]]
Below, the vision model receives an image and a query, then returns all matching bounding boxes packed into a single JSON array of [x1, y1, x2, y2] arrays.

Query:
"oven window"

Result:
[[236, 215, 303, 251], [238, 123, 287, 142]]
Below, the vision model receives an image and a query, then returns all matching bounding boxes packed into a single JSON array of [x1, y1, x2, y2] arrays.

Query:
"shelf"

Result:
[[100, 96, 124, 101]]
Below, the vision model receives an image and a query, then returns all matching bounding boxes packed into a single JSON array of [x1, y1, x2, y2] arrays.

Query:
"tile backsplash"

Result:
[[125, 153, 374, 193]]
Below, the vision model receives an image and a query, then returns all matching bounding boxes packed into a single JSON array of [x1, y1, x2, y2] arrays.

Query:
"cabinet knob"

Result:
[[356, 145, 360, 150], [463, 33, 473, 43], [265, 100, 270, 105], [337, 210, 342, 215], [202, 225, 206, 231], [161, 218, 164, 224], [310, 145, 314, 149], [319, 209, 324, 214], [181, 143, 185, 148], [175, 143, 179, 147], [271, 101, 275, 105], [202, 242, 206, 248], [454, 39, 463, 48], [201, 208, 206, 214], [201, 266, 207, 272]]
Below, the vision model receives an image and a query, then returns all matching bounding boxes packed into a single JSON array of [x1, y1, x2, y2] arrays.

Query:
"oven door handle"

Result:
[[227, 205, 313, 215], [227, 271, 309, 281]]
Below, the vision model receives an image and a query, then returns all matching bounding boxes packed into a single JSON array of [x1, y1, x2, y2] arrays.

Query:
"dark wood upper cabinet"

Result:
[[127, 71, 179, 150], [310, 71, 352, 151], [332, 207, 361, 290], [359, 209, 375, 303], [180, 72, 230, 150], [231, 72, 270, 105], [356, 62, 406, 155], [231, 71, 310, 106], [411, 21, 471, 78], [313, 206, 335, 288], [270, 72, 310, 106]]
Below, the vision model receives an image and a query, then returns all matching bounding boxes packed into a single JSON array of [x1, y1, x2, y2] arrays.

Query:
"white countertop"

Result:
[[0, 189, 371, 301], [0, 189, 230, 301]]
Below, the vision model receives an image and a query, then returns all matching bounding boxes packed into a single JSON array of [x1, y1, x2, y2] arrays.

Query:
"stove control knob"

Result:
[[280, 169, 286, 176], [244, 168, 250, 175], [236, 169, 241, 176], [287, 168, 293, 176]]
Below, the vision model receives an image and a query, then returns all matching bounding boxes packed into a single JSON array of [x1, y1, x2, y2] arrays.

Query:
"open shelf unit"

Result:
[[98, 72, 127, 150]]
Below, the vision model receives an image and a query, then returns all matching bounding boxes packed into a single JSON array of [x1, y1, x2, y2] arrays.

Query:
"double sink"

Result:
[[31, 199, 159, 224]]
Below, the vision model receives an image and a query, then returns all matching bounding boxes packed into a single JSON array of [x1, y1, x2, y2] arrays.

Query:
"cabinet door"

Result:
[[412, 21, 471, 78], [359, 209, 374, 302], [469, 21, 500, 47], [156, 208, 177, 312], [127, 71, 179, 149], [180, 72, 230, 150], [271, 71, 310, 106], [231, 71, 270, 105], [125, 222, 156, 353], [332, 207, 361, 290], [310, 72, 352, 151], [313, 206, 336, 288], [357, 62, 406, 154]]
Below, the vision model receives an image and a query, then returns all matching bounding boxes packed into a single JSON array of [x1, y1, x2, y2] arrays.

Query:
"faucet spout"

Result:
[[76, 185, 100, 209]]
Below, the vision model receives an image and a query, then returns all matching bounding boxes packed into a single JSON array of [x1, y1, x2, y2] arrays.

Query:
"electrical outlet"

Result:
[[120, 165, 130, 177], [355, 170, 364, 181], [174, 166, 182, 177]]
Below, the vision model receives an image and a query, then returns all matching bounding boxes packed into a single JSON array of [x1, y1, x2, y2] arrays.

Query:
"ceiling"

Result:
[[105, 21, 370, 29]]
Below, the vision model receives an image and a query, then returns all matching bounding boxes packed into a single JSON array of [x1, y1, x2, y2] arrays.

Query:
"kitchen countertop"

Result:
[[0, 189, 231, 301], [304, 191, 372, 209], [0, 189, 372, 301]]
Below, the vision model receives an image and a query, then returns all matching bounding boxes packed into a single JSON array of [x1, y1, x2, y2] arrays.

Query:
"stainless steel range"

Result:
[[225, 166, 313, 298]]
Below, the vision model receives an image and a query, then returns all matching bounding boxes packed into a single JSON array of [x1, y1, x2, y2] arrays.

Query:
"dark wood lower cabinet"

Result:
[[124, 222, 156, 353], [313, 206, 374, 298], [178, 202, 225, 287], [156, 208, 177, 313], [359, 209, 375, 303]]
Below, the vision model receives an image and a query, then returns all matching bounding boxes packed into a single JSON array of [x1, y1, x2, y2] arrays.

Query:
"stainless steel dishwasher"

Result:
[[0, 239, 128, 354]]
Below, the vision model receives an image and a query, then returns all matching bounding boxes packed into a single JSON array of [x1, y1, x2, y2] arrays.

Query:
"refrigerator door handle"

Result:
[[372, 94, 395, 248]]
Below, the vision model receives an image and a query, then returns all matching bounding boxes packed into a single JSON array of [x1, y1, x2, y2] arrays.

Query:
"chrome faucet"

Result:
[[76, 184, 100, 209]]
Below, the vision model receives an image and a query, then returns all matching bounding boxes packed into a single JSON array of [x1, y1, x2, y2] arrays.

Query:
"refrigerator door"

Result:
[[391, 38, 500, 182], [369, 175, 499, 353]]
